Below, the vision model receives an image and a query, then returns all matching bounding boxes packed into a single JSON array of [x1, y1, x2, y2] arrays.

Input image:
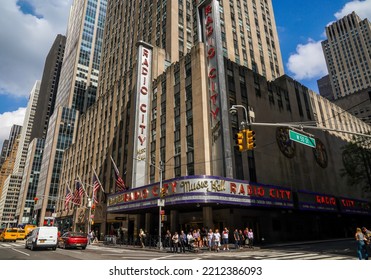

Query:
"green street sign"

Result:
[[289, 130, 316, 148]]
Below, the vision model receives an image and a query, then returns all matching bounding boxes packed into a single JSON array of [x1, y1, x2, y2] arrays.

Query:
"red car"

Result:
[[58, 232, 88, 249]]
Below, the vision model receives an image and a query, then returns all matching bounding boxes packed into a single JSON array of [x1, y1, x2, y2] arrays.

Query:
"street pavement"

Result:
[[0, 238, 358, 260]]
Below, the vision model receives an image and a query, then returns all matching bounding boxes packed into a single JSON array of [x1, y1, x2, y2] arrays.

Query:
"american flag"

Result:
[[92, 175, 101, 203], [73, 180, 82, 205], [110, 156, 126, 191], [65, 188, 72, 209]]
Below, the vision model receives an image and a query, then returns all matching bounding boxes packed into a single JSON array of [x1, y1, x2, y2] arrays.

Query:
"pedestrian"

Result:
[[165, 230, 172, 249], [172, 231, 179, 253], [187, 231, 194, 251], [222, 227, 229, 250], [233, 229, 240, 249], [207, 228, 214, 251], [213, 229, 221, 252], [139, 228, 146, 248], [248, 228, 254, 249], [201, 227, 208, 248], [355, 227, 369, 260], [238, 229, 245, 249], [179, 230, 187, 253], [243, 227, 249, 247]]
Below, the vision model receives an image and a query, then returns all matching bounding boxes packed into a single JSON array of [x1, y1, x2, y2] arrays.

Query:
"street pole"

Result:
[[87, 198, 92, 235], [158, 161, 163, 251]]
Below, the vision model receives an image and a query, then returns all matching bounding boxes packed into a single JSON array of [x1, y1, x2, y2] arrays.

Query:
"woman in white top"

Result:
[[213, 229, 221, 252], [207, 229, 214, 251]]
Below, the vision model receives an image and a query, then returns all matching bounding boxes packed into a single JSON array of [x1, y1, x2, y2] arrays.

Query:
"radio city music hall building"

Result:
[[55, 0, 371, 243]]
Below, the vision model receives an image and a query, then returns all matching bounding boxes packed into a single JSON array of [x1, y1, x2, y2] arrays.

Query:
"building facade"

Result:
[[55, 0, 371, 242], [322, 12, 371, 99], [34, 0, 107, 226], [16, 138, 45, 224]]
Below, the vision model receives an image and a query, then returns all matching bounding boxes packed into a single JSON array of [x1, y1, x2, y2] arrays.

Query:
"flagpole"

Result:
[[77, 173, 89, 199], [92, 166, 105, 193]]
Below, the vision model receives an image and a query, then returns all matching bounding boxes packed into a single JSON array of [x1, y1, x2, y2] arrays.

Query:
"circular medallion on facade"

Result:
[[313, 138, 328, 168], [276, 127, 295, 158]]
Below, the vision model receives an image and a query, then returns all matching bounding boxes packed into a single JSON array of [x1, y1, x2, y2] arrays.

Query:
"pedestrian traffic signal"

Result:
[[235, 131, 246, 152], [246, 129, 256, 150], [34, 197, 38, 204]]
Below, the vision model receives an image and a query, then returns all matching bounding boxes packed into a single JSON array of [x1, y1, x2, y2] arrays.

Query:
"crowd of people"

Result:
[[160, 226, 255, 253], [355, 226, 371, 260]]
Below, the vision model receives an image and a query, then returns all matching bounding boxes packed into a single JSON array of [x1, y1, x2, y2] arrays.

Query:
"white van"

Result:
[[25, 226, 58, 251]]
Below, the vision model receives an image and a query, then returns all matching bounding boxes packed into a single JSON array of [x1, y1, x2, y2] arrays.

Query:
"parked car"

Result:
[[16, 228, 26, 240], [58, 232, 88, 249], [25, 226, 58, 251], [0, 228, 18, 242]]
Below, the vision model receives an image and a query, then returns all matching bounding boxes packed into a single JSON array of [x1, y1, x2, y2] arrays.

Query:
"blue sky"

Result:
[[0, 0, 370, 145]]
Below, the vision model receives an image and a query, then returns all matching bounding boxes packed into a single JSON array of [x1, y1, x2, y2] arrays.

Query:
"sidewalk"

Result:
[[91, 237, 353, 252], [91, 241, 260, 253]]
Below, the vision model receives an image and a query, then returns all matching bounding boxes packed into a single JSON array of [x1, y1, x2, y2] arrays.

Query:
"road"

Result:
[[0, 239, 358, 260]]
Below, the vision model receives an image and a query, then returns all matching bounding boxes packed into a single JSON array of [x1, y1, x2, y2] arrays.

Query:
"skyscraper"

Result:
[[30, 34, 66, 141], [34, 0, 107, 226], [13, 81, 40, 175], [321, 12, 371, 99], [0, 124, 22, 169]]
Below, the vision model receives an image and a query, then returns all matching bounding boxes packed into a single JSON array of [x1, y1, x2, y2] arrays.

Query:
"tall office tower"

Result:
[[322, 12, 371, 99], [13, 81, 40, 175], [15, 35, 66, 224], [35, 0, 107, 226], [0, 140, 9, 169], [30, 34, 66, 141], [0, 137, 19, 225], [0, 125, 22, 168], [16, 138, 45, 224], [0, 126, 21, 196]]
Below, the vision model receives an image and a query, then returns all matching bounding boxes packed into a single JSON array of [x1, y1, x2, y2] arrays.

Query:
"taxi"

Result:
[[16, 228, 26, 240], [0, 228, 18, 242]]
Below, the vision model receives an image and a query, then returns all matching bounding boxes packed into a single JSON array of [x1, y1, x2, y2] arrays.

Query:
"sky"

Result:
[[0, 0, 371, 146]]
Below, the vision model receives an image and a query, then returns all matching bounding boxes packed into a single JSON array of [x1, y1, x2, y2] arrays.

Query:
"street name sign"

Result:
[[289, 130, 316, 148]]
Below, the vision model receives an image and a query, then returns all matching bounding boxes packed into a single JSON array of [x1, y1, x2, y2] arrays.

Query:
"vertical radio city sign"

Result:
[[132, 41, 153, 188], [198, 0, 233, 178]]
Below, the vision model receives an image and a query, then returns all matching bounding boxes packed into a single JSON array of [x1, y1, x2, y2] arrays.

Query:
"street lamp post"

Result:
[[158, 161, 164, 251], [230, 104, 249, 129], [87, 198, 92, 235]]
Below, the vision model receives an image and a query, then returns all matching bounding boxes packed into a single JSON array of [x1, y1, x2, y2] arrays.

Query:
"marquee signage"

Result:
[[132, 41, 153, 188], [107, 176, 294, 211], [338, 197, 371, 215], [297, 191, 338, 212]]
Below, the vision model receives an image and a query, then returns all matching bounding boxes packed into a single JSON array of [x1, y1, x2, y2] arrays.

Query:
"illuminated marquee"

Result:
[[132, 42, 153, 188], [107, 176, 294, 209]]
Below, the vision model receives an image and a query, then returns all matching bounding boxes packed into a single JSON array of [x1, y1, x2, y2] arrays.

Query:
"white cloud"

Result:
[[286, 39, 328, 80], [0, 108, 26, 145], [0, 0, 72, 98], [334, 0, 371, 20]]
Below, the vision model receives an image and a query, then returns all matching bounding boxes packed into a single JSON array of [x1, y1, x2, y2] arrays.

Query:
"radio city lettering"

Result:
[[204, 3, 220, 124], [316, 195, 336, 205], [137, 48, 150, 147], [108, 177, 292, 206]]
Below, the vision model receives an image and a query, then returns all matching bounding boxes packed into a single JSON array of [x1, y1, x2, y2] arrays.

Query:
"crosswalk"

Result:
[[0, 241, 25, 248], [86, 245, 357, 260]]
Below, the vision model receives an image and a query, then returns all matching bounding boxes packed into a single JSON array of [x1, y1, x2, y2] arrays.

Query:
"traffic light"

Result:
[[246, 129, 256, 150], [235, 131, 246, 152], [34, 197, 38, 205], [160, 187, 167, 198]]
